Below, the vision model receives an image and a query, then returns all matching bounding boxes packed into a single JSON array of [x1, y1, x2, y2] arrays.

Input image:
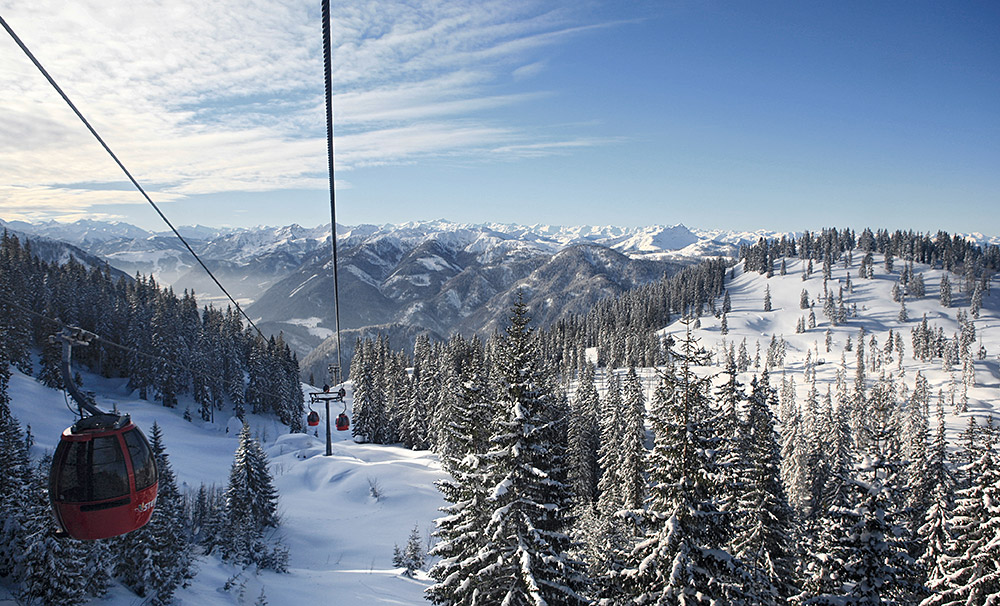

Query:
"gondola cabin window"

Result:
[[55, 435, 129, 502], [124, 428, 158, 491]]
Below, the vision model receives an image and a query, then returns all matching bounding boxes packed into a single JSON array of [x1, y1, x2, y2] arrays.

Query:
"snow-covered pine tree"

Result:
[[923, 418, 999, 606], [426, 341, 495, 606], [901, 373, 933, 538], [804, 377, 922, 606], [596, 372, 624, 515], [619, 366, 646, 512], [223, 307, 247, 419], [84, 537, 115, 599], [939, 274, 952, 308], [402, 335, 434, 450], [970, 282, 983, 318], [622, 320, 750, 604], [0, 363, 32, 578], [731, 371, 796, 604], [393, 523, 426, 578], [151, 293, 188, 408], [910, 272, 926, 298], [275, 336, 304, 432], [916, 398, 954, 603], [192, 482, 225, 555], [473, 295, 588, 605], [779, 374, 813, 516], [36, 315, 65, 389], [737, 337, 751, 372], [567, 362, 601, 509], [714, 358, 745, 514], [434, 335, 469, 457], [350, 338, 377, 443], [220, 422, 284, 569], [584, 371, 635, 603]]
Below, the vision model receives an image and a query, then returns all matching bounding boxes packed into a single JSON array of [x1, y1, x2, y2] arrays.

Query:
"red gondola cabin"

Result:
[[49, 414, 158, 541], [336, 413, 350, 431], [307, 411, 320, 427]]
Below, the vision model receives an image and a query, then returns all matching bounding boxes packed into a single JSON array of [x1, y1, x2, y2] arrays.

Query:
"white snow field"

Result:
[[679, 255, 1000, 440]]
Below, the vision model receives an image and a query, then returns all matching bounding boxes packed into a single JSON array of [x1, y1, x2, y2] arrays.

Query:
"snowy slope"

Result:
[[655, 254, 1000, 444], [3, 368, 446, 605]]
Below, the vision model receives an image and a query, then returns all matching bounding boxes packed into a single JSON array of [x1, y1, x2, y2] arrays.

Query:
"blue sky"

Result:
[[1, 0, 997, 235]]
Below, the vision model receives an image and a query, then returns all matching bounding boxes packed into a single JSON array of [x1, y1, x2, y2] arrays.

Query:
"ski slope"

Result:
[[665, 255, 1000, 442]]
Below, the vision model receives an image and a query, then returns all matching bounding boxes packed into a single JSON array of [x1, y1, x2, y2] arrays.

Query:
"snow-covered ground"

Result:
[[661, 255, 1000, 444], [3, 369, 446, 605]]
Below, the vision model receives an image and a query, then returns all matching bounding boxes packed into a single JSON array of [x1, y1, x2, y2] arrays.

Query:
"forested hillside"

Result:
[[0, 231, 304, 426]]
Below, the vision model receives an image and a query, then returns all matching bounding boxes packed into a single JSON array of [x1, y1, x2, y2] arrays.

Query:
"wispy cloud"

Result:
[[0, 0, 612, 223]]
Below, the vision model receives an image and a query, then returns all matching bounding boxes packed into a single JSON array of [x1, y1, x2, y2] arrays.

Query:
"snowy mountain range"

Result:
[[6, 218, 999, 362], [0, 218, 776, 357]]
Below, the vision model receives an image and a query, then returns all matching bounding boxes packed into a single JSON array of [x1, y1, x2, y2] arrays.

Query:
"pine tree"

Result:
[[970, 282, 983, 318], [84, 538, 115, 599], [910, 273, 926, 298], [350, 339, 379, 443], [924, 420, 1000, 606], [37, 326, 64, 389], [0, 367, 32, 578], [804, 458, 922, 606], [427, 336, 496, 605], [221, 422, 283, 569], [623, 321, 750, 604], [939, 274, 952, 308], [586, 371, 634, 603], [916, 399, 954, 602], [472, 295, 588, 605], [731, 372, 796, 604], [596, 373, 624, 515], [619, 366, 646, 511], [567, 362, 601, 509], [393, 523, 426, 577], [193, 483, 225, 555]]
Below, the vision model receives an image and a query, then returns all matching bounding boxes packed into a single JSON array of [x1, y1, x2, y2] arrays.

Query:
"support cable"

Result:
[[321, 0, 344, 386]]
